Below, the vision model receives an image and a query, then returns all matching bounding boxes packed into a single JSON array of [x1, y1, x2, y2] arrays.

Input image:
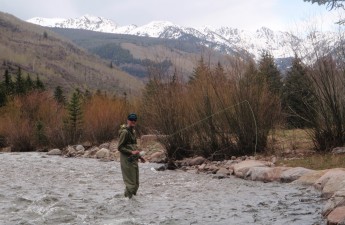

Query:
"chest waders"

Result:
[[118, 126, 139, 198]]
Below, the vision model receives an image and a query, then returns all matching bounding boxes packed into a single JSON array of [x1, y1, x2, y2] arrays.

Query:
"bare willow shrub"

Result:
[[229, 60, 281, 155], [186, 61, 238, 158], [140, 75, 192, 159], [306, 56, 345, 151], [83, 94, 127, 144], [294, 28, 345, 151], [1, 91, 66, 151], [140, 57, 282, 159]]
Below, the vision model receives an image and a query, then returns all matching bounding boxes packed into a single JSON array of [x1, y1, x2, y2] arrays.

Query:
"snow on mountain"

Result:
[[115, 24, 137, 34], [29, 15, 119, 33], [26, 15, 339, 61], [126, 21, 176, 37], [27, 17, 66, 27]]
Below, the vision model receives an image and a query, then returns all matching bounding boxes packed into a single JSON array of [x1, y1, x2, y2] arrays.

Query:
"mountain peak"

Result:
[[26, 15, 339, 61]]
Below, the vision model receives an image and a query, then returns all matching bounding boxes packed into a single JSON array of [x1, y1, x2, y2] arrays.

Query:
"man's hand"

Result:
[[132, 150, 140, 155], [139, 157, 146, 163]]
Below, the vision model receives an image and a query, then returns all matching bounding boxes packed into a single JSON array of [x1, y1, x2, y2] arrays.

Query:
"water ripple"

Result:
[[0, 152, 325, 225]]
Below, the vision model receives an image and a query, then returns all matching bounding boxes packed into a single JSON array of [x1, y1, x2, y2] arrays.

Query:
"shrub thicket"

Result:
[[140, 57, 281, 160]]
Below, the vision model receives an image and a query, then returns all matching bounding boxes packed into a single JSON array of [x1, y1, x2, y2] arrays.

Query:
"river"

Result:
[[0, 152, 325, 225]]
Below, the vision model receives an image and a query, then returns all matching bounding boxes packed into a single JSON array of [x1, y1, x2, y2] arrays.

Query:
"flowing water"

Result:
[[0, 152, 325, 225]]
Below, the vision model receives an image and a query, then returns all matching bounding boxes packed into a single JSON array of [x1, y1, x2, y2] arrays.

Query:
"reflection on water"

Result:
[[0, 152, 325, 225]]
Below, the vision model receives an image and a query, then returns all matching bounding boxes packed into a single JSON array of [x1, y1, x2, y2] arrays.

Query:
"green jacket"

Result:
[[118, 125, 137, 156]]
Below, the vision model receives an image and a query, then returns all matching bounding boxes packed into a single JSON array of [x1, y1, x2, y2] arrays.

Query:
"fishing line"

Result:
[[165, 100, 258, 155]]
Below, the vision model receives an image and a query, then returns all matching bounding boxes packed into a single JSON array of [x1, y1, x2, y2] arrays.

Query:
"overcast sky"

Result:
[[0, 0, 343, 31]]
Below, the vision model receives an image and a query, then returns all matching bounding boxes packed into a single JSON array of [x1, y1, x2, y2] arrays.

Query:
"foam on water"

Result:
[[0, 152, 325, 225]]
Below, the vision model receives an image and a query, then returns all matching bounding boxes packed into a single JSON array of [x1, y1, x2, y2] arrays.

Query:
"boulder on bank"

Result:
[[314, 169, 345, 198], [323, 189, 345, 217], [216, 167, 231, 176], [280, 167, 314, 183], [148, 151, 165, 163], [47, 148, 62, 155], [327, 206, 345, 225], [231, 160, 270, 178], [293, 169, 330, 186], [76, 145, 85, 152], [188, 156, 206, 166], [66, 146, 77, 157], [245, 166, 291, 182], [95, 148, 110, 159]]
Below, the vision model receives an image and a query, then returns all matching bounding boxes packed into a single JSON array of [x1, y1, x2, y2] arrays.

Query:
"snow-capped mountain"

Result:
[[26, 15, 339, 61], [28, 14, 119, 33]]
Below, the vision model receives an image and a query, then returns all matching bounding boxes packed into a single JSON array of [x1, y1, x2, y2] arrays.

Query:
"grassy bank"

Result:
[[276, 154, 345, 170], [266, 129, 345, 170]]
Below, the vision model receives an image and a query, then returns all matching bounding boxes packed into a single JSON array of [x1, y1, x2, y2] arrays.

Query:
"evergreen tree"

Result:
[[0, 85, 6, 107], [66, 90, 83, 143], [3, 69, 13, 95], [15, 67, 25, 95], [35, 75, 45, 91], [35, 120, 47, 146], [282, 55, 315, 128], [189, 56, 209, 84], [54, 86, 66, 105], [25, 74, 34, 92], [257, 51, 282, 95]]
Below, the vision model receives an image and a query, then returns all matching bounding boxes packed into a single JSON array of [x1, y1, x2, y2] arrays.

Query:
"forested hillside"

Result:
[[50, 27, 234, 80], [0, 12, 143, 96]]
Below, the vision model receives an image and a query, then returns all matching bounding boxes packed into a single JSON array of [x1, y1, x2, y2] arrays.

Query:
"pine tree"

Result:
[[66, 90, 83, 143], [189, 56, 209, 84], [25, 74, 34, 92], [0, 85, 6, 107], [282, 56, 313, 128], [15, 67, 25, 95], [257, 51, 282, 95], [35, 75, 45, 91], [54, 86, 66, 105], [3, 69, 13, 95], [282, 55, 315, 128]]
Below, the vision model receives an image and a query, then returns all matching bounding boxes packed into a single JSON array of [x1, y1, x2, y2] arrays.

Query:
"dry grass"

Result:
[[276, 154, 345, 170], [267, 128, 314, 153], [265, 128, 345, 170]]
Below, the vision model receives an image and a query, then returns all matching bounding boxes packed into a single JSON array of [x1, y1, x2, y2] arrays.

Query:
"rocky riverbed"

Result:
[[0, 152, 325, 225]]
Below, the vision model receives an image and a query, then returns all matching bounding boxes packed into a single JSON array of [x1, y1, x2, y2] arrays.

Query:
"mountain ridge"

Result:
[[0, 12, 144, 96], [27, 14, 340, 61]]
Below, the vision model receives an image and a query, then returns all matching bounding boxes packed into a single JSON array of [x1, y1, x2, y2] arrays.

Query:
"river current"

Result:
[[0, 152, 325, 225]]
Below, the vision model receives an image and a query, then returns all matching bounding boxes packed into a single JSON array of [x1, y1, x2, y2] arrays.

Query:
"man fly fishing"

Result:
[[118, 113, 146, 199]]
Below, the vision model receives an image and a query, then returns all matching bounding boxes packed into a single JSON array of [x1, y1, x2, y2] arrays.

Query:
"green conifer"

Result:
[[282, 55, 315, 128], [257, 51, 282, 95], [54, 86, 66, 105]]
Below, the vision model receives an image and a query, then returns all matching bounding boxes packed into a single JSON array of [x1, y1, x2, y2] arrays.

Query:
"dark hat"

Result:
[[128, 113, 137, 121]]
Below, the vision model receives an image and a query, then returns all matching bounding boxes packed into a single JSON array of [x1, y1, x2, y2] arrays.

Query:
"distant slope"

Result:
[[0, 12, 143, 96], [50, 27, 235, 80]]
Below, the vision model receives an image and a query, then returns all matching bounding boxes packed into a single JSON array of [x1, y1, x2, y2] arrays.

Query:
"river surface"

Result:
[[0, 152, 325, 225]]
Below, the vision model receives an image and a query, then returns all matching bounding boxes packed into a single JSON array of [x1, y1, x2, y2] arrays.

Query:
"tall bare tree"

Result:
[[303, 0, 344, 9]]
